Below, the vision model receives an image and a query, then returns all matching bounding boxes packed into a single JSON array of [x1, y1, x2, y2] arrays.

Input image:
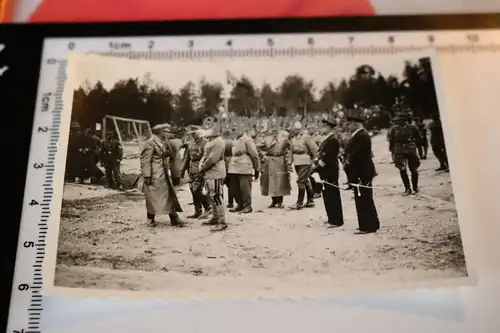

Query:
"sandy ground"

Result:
[[54, 131, 467, 296]]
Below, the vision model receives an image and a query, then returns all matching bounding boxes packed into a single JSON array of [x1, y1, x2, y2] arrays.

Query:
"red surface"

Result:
[[1, 0, 14, 22], [30, 0, 374, 22]]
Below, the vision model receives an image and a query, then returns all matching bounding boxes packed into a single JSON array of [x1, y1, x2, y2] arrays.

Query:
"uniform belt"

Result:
[[292, 150, 306, 154], [266, 153, 285, 157]]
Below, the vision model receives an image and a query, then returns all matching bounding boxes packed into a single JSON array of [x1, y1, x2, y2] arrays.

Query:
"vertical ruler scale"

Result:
[[7, 58, 66, 333]]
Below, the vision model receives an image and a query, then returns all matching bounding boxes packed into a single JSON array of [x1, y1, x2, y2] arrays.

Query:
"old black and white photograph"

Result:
[[48, 51, 468, 297]]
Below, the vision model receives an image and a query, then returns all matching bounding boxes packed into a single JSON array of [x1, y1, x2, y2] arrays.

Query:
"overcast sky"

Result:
[[73, 52, 434, 95]]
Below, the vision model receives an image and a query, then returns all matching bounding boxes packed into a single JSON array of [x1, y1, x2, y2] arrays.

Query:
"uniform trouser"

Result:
[[225, 174, 236, 205], [205, 179, 226, 223], [295, 165, 314, 202], [189, 175, 210, 213], [230, 174, 252, 208], [351, 178, 380, 232], [104, 162, 123, 187], [321, 177, 344, 226]]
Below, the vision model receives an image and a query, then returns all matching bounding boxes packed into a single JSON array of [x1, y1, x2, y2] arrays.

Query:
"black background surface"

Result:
[[1, 13, 499, 332]]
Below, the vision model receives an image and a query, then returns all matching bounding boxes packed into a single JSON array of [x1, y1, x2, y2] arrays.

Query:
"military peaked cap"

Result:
[[151, 123, 171, 131], [321, 115, 337, 127], [345, 108, 364, 122]]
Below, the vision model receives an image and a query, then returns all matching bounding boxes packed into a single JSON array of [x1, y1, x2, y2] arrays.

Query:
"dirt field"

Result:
[[54, 131, 467, 297]]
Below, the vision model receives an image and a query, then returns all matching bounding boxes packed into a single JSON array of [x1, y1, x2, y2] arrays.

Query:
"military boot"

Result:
[[304, 187, 315, 208], [289, 188, 305, 210], [169, 213, 186, 227], [187, 194, 202, 218], [399, 170, 412, 195]]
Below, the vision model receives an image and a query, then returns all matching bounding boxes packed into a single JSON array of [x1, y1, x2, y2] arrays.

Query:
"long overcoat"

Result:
[[260, 132, 291, 197], [140, 135, 182, 215]]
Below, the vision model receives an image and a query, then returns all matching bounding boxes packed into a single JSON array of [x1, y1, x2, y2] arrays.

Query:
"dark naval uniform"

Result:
[[100, 133, 124, 189], [429, 115, 449, 171], [312, 118, 344, 227], [181, 135, 211, 218], [389, 113, 421, 194], [343, 109, 380, 234]]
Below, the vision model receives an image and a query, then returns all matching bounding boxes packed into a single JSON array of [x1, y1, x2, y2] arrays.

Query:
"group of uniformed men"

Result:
[[387, 101, 449, 195], [66, 122, 124, 189], [140, 107, 381, 234], [71, 102, 449, 235]]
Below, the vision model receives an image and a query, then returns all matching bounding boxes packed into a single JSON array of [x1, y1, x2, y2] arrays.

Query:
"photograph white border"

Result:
[[42, 47, 476, 300]]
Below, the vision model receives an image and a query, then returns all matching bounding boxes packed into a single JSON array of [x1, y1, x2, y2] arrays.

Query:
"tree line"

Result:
[[71, 57, 440, 130]]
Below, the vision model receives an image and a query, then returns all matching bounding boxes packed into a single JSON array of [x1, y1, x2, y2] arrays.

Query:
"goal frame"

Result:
[[102, 115, 152, 149]]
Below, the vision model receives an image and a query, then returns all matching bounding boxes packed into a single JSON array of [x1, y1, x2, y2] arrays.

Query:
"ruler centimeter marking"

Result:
[[7, 29, 500, 333]]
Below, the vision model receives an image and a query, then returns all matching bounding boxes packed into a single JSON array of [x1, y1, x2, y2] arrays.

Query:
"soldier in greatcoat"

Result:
[[100, 130, 124, 190], [180, 128, 211, 218], [288, 122, 319, 210], [343, 109, 380, 234], [198, 128, 228, 232], [429, 113, 449, 172], [311, 116, 344, 228], [389, 112, 421, 194], [258, 128, 292, 208], [228, 130, 260, 214], [140, 123, 185, 227]]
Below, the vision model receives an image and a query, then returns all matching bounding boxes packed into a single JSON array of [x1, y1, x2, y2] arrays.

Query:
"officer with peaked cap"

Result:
[[140, 123, 185, 227], [311, 115, 344, 227], [289, 120, 318, 210], [388, 111, 421, 195], [198, 127, 228, 232], [259, 123, 292, 209], [343, 108, 380, 234], [181, 127, 212, 219]]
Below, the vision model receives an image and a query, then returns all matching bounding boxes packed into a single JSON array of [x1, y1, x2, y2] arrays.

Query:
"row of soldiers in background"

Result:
[[387, 105, 449, 195], [66, 122, 123, 189], [179, 107, 380, 234], [66, 121, 187, 190]]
